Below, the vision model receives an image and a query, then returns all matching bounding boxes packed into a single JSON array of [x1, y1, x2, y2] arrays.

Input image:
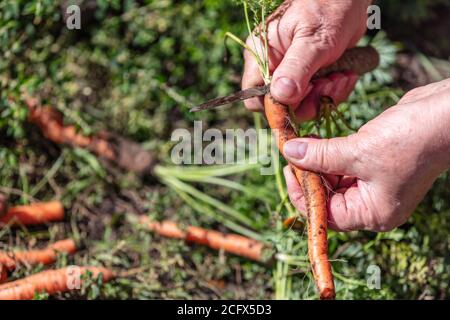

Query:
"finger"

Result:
[[397, 78, 450, 105], [242, 33, 283, 112], [295, 78, 330, 122], [271, 36, 332, 106], [326, 72, 358, 104], [283, 165, 306, 215], [327, 185, 369, 231], [283, 136, 362, 177], [242, 46, 265, 112], [338, 176, 356, 189], [295, 72, 357, 122], [244, 96, 264, 112]]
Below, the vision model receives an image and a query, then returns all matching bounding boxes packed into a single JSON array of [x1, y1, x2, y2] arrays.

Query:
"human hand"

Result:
[[283, 79, 450, 232], [242, 0, 371, 121]]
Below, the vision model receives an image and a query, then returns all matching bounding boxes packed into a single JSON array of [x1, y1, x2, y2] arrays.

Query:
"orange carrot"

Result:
[[283, 216, 304, 231], [0, 201, 64, 226], [25, 99, 116, 160], [24, 97, 155, 174], [140, 216, 270, 262], [264, 95, 335, 299], [0, 266, 115, 300], [263, 47, 379, 299], [0, 239, 77, 271]]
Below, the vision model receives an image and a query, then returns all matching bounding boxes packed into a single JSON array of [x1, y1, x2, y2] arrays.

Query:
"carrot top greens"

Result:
[[226, 0, 283, 84]]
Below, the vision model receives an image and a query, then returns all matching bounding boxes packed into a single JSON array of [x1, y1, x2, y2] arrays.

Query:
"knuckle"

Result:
[[364, 195, 402, 232], [294, 20, 323, 39], [282, 55, 310, 75], [296, 22, 337, 50], [399, 87, 422, 103], [314, 139, 332, 172], [313, 137, 357, 174]]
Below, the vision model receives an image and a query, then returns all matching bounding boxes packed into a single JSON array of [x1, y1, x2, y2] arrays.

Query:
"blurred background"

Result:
[[0, 0, 449, 299]]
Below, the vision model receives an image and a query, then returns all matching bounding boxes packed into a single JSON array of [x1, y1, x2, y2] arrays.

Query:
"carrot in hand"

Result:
[[0, 201, 64, 226], [140, 216, 270, 262], [264, 95, 335, 299], [0, 266, 115, 300], [0, 239, 77, 271], [263, 46, 379, 299]]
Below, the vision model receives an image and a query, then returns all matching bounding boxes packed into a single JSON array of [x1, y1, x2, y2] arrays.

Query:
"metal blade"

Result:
[[189, 84, 269, 112]]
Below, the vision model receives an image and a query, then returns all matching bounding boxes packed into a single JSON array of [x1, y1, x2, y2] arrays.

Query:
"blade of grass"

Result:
[[161, 176, 255, 228], [155, 162, 261, 179], [30, 155, 63, 196], [162, 176, 263, 240]]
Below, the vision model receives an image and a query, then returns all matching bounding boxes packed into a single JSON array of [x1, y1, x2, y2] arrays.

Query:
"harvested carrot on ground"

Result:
[[282, 216, 304, 231], [140, 216, 271, 262], [0, 239, 77, 271], [24, 97, 155, 174], [0, 266, 115, 300], [0, 201, 64, 226], [25, 98, 114, 159]]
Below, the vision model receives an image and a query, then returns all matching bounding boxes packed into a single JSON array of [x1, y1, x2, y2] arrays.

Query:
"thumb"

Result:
[[270, 36, 334, 106], [283, 136, 360, 176]]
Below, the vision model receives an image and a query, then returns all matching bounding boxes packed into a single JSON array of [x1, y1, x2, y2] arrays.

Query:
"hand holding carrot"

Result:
[[242, 0, 371, 118], [284, 79, 450, 232]]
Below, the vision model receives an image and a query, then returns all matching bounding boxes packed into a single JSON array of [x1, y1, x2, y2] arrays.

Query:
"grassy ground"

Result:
[[0, 1, 449, 299]]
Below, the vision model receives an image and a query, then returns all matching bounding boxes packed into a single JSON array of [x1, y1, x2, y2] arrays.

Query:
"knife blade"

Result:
[[189, 84, 269, 113]]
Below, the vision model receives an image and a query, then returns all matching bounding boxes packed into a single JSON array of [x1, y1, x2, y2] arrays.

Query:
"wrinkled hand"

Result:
[[283, 79, 450, 232], [242, 0, 370, 121]]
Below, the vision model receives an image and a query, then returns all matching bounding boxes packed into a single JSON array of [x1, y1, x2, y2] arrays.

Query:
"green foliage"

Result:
[[377, 0, 450, 25]]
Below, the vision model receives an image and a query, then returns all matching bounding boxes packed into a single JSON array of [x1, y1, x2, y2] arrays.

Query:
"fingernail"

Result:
[[273, 77, 298, 99], [284, 141, 308, 160]]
